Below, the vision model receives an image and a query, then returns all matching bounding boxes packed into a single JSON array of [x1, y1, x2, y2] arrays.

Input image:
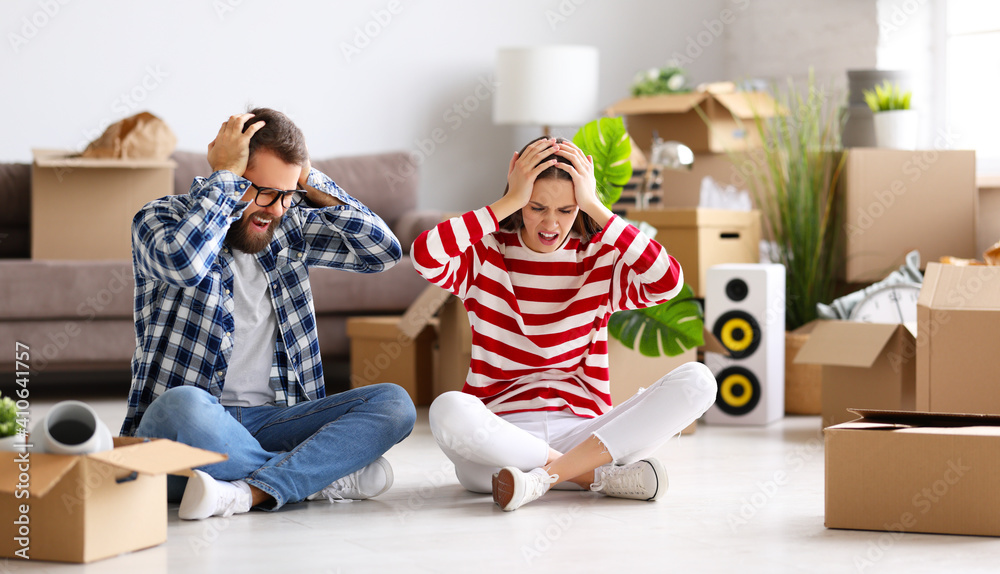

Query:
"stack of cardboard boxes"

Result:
[[606, 85, 997, 537], [821, 233, 1000, 538]]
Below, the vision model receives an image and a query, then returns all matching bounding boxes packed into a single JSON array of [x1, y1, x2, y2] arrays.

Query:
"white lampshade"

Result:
[[493, 46, 599, 128]]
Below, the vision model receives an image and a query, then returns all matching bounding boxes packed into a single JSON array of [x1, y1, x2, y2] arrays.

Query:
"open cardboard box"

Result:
[[606, 90, 782, 155], [31, 149, 176, 260], [826, 409, 1000, 537], [917, 262, 1000, 414], [0, 437, 226, 563], [346, 316, 436, 405], [794, 320, 916, 428]]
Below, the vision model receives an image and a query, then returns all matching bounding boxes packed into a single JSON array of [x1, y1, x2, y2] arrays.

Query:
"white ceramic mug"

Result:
[[33, 400, 114, 455]]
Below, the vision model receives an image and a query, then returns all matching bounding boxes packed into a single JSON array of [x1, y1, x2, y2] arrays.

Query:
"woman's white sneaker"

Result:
[[178, 470, 253, 520], [591, 458, 668, 501], [492, 467, 558, 511]]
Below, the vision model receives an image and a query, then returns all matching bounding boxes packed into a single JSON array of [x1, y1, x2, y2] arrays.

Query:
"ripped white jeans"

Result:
[[428, 362, 717, 493]]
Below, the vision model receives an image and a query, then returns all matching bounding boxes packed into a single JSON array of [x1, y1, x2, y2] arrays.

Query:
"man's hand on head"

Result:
[[207, 113, 266, 177], [297, 157, 344, 207]]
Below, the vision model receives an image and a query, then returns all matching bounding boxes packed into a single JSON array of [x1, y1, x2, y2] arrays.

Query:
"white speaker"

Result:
[[703, 263, 786, 425]]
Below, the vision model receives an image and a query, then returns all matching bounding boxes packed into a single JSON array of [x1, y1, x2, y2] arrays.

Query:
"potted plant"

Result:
[[864, 80, 917, 150], [0, 392, 26, 452], [630, 65, 690, 96], [573, 117, 705, 407], [739, 72, 846, 414]]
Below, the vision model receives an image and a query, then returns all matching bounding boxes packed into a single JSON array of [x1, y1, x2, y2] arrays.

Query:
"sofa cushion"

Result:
[[171, 151, 212, 196], [309, 257, 428, 314], [311, 152, 418, 229], [170, 151, 419, 229], [0, 260, 134, 320]]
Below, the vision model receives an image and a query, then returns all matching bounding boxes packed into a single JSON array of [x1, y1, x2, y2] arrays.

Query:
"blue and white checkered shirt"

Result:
[[121, 168, 401, 436]]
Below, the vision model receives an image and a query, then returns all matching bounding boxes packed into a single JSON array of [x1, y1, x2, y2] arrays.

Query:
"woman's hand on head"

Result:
[[492, 138, 559, 220], [554, 141, 613, 228]]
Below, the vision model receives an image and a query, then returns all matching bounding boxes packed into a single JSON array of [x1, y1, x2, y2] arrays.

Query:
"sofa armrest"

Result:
[[393, 209, 445, 249]]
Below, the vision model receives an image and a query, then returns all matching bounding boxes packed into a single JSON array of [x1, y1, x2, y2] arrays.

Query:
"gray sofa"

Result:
[[0, 151, 440, 386]]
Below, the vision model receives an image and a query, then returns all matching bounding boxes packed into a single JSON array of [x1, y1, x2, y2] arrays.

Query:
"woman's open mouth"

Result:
[[538, 231, 560, 246]]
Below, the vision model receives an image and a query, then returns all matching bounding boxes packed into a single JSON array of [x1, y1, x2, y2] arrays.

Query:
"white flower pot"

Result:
[[32, 400, 113, 455], [873, 109, 919, 150], [0, 434, 27, 453]]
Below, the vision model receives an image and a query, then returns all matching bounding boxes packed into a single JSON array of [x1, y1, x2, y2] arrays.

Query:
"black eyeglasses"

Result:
[[249, 183, 306, 209]]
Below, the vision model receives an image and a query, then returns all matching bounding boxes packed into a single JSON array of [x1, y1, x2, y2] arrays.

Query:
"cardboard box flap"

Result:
[[606, 93, 709, 116], [32, 148, 176, 169], [919, 262, 1000, 310], [0, 453, 80, 497], [87, 438, 227, 475], [794, 321, 903, 368], [712, 92, 784, 119], [700, 327, 729, 356], [399, 285, 453, 338], [847, 408, 1000, 427]]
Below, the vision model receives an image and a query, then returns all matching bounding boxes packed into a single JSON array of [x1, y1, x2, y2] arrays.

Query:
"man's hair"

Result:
[[242, 107, 308, 167]]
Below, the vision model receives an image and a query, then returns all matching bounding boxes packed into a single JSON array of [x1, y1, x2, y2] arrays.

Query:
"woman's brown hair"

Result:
[[498, 136, 602, 241]]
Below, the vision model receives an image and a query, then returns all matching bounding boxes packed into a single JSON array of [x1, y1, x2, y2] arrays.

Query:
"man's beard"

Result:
[[226, 212, 282, 254]]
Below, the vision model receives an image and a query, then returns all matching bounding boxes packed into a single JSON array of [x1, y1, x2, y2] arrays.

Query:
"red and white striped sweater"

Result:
[[411, 207, 683, 418]]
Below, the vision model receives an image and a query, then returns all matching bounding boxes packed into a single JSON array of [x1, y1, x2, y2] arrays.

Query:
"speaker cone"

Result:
[[712, 310, 761, 359], [714, 366, 761, 416]]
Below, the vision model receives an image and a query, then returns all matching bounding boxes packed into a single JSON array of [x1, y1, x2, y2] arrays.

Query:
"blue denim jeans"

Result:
[[135, 384, 416, 509]]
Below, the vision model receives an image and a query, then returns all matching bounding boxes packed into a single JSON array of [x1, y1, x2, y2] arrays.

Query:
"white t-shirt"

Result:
[[219, 249, 279, 407]]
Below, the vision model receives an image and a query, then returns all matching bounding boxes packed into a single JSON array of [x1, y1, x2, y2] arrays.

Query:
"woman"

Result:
[[411, 137, 716, 511]]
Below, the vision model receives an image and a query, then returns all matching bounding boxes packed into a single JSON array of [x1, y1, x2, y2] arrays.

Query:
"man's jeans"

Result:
[[135, 383, 416, 509]]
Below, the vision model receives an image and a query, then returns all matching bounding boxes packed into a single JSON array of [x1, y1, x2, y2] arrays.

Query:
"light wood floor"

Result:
[[10, 398, 1000, 573]]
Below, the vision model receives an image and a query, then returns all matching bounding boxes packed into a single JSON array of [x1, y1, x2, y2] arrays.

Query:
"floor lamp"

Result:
[[493, 46, 599, 137]]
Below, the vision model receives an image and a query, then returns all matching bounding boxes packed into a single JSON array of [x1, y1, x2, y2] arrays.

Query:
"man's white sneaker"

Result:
[[308, 456, 394, 503], [178, 469, 253, 520], [591, 458, 668, 501], [492, 467, 558, 512]]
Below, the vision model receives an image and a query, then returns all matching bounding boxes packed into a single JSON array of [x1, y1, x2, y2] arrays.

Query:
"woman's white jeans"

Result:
[[429, 362, 717, 493]]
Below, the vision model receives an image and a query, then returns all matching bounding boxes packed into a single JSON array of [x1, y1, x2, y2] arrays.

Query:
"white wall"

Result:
[[1, 0, 736, 212], [723, 0, 879, 91]]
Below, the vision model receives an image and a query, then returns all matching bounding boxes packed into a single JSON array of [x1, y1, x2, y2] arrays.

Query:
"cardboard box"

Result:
[[606, 91, 782, 154], [625, 208, 761, 298], [826, 409, 1000, 537], [794, 320, 916, 428], [784, 321, 822, 415], [399, 286, 470, 398], [346, 316, 435, 406], [917, 262, 1000, 414], [975, 178, 1000, 255], [31, 149, 175, 260], [0, 437, 225, 563], [840, 149, 976, 283], [608, 337, 698, 434]]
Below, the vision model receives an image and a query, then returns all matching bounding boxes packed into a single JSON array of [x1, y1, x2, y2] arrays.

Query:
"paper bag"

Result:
[[81, 111, 177, 160]]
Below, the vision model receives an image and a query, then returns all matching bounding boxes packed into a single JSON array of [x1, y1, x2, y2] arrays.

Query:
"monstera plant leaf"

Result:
[[572, 116, 632, 208], [608, 284, 704, 357]]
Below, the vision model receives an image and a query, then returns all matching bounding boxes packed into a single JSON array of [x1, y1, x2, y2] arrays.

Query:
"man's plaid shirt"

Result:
[[121, 169, 401, 436]]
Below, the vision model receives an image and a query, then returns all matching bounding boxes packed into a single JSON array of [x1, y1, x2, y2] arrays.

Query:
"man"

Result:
[[121, 109, 415, 519]]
